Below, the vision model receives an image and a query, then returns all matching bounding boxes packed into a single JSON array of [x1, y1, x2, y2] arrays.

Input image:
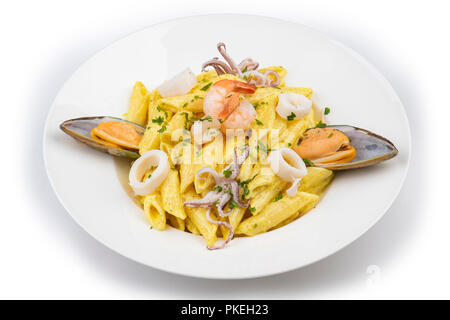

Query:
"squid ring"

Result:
[[276, 93, 312, 120], [268, 148, 307, 197], [129, 150, 169, 195]]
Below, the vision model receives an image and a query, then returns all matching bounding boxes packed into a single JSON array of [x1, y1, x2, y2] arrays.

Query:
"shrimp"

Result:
[[221, 98, 256, 130], [203, 79, 256, 120]]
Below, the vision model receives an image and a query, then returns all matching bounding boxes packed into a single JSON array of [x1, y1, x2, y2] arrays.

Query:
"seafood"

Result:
[[243, 70, 281, 87], [221, 98, 256, 131], [60, 116, 145, 158], [295, 125, 398, 170], [203, 79, 256, 119], [129, 150, 169, 195], [190, 118, 222, 145], [202, 42, 280, 87], [203, 79, 256, 131], [268, 148, 308, 197], [184, 146, 250, 250], [276, 92, 312, 120], [156, 68, 197, 98]]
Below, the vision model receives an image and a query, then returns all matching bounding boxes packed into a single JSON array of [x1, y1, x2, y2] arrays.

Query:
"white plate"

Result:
[[43, 14, 410, 279]]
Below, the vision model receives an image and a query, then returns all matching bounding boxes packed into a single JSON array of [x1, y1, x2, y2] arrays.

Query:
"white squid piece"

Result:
[[129, 150, 169, 195], [268, 148, 308, 197], [276, 92, 312, 120], [190, 118, 222, 145], [156, 68, 197, 98]]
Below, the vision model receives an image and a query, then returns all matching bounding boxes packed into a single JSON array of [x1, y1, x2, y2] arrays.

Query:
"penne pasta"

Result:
[[167, 213, 186, 231], [160, 168, 186, 219], [185, 217, 200, 235], [236, 191, 319, 236], [124, 81, 150, 126], [183, 187, 218, 247], [143, 193, 166, 231]]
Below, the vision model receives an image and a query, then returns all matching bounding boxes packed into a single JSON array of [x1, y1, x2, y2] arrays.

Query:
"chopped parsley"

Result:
[[316, 121, 327, 128], [253, 223, 258, 228], [182, 102, 188, 108], [199, 116, 212, 122], [157, 105, 168, 118], [228, 200, 238, 210], [157, 125, 167, 133], [223, 168, 232, 178], [257, 141, 275, 153], [181, 112, 189, 128], [242, 66, 248, 73], [151, 116, 164, 125], [200, 82, 213, 91], [255, 119, 264, 126], [146, 174, 152, 180], [273, 86, 281, 89], [194, 95, 203, 100], [324, 107, 330, 115], [328, 133, 334, 138], [257, 140, 268, 153], [274, 193, 283, 202], [212, 185, 223, 192], [303, 158, 316, 167], [287, 112, 296, 121], [252, 103, 259, 109], [288, 143, 292, 147], [238, 175, 258, 200], [250, 207, 256, 214]]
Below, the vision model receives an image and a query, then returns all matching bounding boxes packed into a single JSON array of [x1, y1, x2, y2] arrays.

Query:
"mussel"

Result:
[[294, 125, 398, 170], [60, 116, 145, 159]]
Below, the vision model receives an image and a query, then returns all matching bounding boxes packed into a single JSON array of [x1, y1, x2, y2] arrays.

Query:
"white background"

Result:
[[0, 0, 447, 299]]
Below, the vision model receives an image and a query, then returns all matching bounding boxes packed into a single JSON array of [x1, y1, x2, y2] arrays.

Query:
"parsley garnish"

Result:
[[182, 102, 188, 108], [253, 223, 258, 228], [324, 107, 330, 115], [228, 200, 238, 210], [316, 121, 327, 128], [303, 158, 316, 167], [328, 133, 334, 138], [257, 141, 274, 153], [252, 103, 259, 109], [157, 125, 167, 133], [200, 82, 212, 91], [250, 207, 256, 214], [152, 116, 164, 125], [238, 175, 257, 200], [157, 105, 168, 117], [273, 86, 281, 89], [181, 112, 189, 125], [287, 112, 296, 121], [200, 116, 212, 122], [255, 119, 263, 126], [242, 66, 248, 73], [274, 193, 283, 202], [223, 168, 232, 178], [212, 185, 223, 192], [288, 143, 292, 147], [194, 95, 203, 100]]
